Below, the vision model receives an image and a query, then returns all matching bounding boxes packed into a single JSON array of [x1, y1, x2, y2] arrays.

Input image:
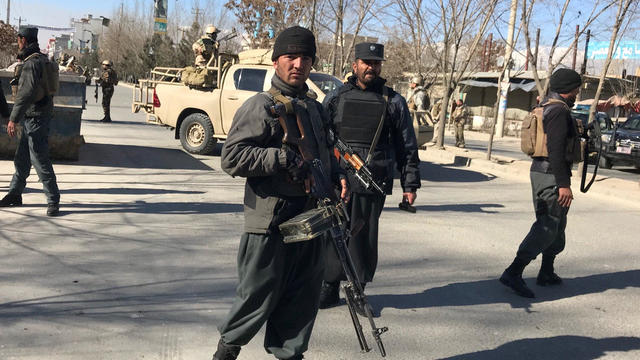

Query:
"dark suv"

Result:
[[599, 115, 640, 169]]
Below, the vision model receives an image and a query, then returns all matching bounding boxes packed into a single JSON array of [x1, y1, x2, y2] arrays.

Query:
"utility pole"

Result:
[[487, 0, 517, 159], [486, 33, 493, 71], [6, 0, 9, 25], [192, 6, 202, 26], [576, 29, 591, 102], [572, 25, 579, 70], [14, 16, 24, 29], [534, 28, 540, 69]]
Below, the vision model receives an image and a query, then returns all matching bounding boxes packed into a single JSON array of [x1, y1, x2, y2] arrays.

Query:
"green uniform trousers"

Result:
[[102, 86, 114, 116], [218, 232, 325, 359], [516, 171, 569, 262], [455, 122, 465, 146], [8, 116, 60, 204]]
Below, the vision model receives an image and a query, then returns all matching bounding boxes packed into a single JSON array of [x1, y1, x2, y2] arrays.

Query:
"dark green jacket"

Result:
[[9, 42, 53, 123]]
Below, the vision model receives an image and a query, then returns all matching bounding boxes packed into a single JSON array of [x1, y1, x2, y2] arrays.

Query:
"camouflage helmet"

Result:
[[102, 60, 113, 67], [205, 25, 219, 35], [410, 75, 423, 86]]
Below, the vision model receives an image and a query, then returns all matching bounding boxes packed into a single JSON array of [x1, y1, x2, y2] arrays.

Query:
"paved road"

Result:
[[1, 85, 639, 359], [440, 127, 640, 182]]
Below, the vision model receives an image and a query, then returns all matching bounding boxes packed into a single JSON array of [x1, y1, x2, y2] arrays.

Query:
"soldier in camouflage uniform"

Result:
[[97, 60, 118, 122], [451, 99, 468, 148], [428, 98, 443, 145], [192, 25, 220, 67]]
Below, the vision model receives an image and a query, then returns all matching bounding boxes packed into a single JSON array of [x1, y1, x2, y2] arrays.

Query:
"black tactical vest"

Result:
[[335, 88, 387, 146]]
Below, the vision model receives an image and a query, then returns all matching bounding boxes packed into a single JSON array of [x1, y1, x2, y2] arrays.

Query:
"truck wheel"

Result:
[[599, 155, 612, 169], [179, 113, 216, 154]]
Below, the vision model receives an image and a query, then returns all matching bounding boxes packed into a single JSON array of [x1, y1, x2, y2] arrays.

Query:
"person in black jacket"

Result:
[[211, 26, 347, 360], [0, 27, 60, 216], [319, 42, 421, 309], [500, 68, 582, 298]]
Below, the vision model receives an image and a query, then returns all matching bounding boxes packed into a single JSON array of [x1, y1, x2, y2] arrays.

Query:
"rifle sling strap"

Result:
[[365, 86, 389, 165], [268, 87, 294, 115]]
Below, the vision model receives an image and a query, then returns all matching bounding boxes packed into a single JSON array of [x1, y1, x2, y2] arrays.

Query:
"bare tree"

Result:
[[588, 0, 638, 124], [224, 0, 312, 48], [422, 0, 499, 148], [317, 0, 379, 76], [521, 0, 616, 96], [0, 21, 18, 68], [394, 0, 427, 75]]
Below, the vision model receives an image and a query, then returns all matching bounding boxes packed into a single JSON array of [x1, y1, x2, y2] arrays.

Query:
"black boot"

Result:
[[319, 281, 340, 309], [500, 257, 535, 298], [0, 193, 22, 207], [100, 110, 112, 122], [46, 203, 60, 217], [537, 255, 562, 286], [212, 338, 241, 360]]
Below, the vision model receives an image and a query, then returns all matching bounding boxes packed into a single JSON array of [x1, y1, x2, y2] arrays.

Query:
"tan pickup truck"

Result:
[[132, 49, 343, 154]]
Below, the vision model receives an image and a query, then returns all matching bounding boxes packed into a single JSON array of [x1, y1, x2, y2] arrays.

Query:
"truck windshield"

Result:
[[309, 73, 343, 96]]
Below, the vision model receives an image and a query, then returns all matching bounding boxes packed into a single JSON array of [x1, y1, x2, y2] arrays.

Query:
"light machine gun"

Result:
[[270, 100, 389, 357], [579, 115, 604, 193]]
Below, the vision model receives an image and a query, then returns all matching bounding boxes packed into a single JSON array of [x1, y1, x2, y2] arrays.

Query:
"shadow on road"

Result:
[[61, 188, 205, 195], [56, 200, 243, 215], [417, 161, 497, 183], [0, 277, 237, 322], [386, 203, 504, 213], [74, 143, 212, 170], [371, 270, 640, 312], [438, 335, 640, 360]]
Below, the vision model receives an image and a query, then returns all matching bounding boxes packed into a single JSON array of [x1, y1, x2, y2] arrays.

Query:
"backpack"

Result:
[[24, 53, 59, 100], [181, 66, 215, 88], [520, 98, 567, 157]]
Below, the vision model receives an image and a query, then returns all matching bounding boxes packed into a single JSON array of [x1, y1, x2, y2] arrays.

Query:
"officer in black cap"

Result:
[[500, 68, 583, 298], [0, 26, 61, 216], [211, 25, 347, 360], [319, 43, 421, 309]]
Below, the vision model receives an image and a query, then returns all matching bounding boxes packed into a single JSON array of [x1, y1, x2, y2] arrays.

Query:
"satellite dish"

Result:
[[496, 56, 504, 68]]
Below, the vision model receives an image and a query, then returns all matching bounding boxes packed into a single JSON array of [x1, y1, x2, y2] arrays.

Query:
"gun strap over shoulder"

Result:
[[365, 86, 389, 164], [268, 87, 295, 114]]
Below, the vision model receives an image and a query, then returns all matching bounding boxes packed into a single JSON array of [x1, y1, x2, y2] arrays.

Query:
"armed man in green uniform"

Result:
[[0, 27, 61, 216], [211, 26, 348, 360], [451, 99, 468, 148], [97, 59, 118, 122]]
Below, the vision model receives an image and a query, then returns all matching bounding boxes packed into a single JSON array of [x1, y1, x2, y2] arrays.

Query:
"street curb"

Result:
[[419, 145, 640, 208]]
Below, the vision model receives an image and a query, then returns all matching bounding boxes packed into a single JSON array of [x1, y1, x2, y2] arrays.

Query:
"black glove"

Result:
[[283, 149, 310, 182]]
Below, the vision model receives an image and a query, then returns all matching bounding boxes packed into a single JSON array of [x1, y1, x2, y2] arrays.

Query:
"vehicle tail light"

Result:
[[153, 89, 161, 108]]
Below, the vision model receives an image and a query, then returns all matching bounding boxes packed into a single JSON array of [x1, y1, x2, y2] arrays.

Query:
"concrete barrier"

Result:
[[0, 71, 86, 160]]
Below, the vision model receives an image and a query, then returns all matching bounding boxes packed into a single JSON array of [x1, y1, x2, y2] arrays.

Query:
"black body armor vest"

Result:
[[335, 89, 387, 146]]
